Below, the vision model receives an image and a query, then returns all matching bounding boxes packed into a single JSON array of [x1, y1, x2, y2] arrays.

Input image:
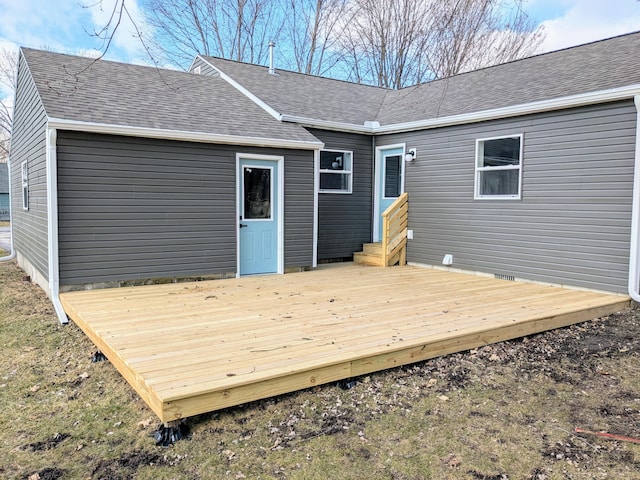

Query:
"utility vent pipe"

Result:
[[268, 41, 276, 75]]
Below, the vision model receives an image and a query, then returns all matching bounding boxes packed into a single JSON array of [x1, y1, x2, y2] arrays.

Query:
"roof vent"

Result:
[[193, 66, 202, 75], [268, 41, 276, 75]]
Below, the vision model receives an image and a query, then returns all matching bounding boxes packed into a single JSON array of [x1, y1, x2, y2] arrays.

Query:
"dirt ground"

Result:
[[1, 260, 639, 479]]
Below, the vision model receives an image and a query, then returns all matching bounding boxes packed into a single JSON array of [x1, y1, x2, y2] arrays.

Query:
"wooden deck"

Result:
[[59, 264, 630, 423]]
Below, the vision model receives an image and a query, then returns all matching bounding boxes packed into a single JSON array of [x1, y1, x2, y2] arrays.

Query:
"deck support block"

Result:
[[91, 351, 107, 363], [153, 420, 186, 446]]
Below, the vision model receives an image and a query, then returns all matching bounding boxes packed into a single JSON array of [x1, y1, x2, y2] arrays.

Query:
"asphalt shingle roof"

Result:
[[378, 30, 640, 125], [204, 31, 640, 128], [200, 56, 390, 125], [22, 48, 321, 145]]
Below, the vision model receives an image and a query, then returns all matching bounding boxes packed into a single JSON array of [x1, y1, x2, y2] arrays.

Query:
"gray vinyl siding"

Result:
[[190, 57, 219, 76], [377, 101, 636, 293], [9, 52, 49, 280], [309, 129, 373, 260], [56, 131, 314, 285]]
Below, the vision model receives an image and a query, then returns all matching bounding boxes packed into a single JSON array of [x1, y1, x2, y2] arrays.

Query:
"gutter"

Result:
[[628, 94, 640, 303], [46, 118, 324, 151], [0, 159, 15, 262], [45, 127, 68, 324]]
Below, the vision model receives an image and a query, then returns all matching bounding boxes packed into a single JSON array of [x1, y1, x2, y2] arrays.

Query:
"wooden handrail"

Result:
[[381, 192, 408, 267]]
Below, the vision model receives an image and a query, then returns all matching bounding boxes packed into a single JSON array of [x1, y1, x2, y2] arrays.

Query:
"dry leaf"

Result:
[[29, 385, 40, 393], [137, 417, 153, 429]]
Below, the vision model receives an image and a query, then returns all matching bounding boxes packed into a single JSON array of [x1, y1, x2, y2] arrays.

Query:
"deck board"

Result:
[[59, 264, 630, 422]]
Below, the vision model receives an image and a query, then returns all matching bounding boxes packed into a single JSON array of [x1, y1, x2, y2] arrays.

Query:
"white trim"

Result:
[[318, 149, 353, 194], [628, 95, 640, 302], [197, 57, 283, 122], [474, 133, 524, 201], [312, 149, 319, 268], [375, 84, 640, 134], [45, 128, 68, 324], [46, 118, 323, 151], [236, 153, 285, 277], [373, 143, 406, 242]]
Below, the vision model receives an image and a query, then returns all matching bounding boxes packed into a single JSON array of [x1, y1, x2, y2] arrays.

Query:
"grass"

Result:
[[0, 220, 10, 227], [1, 259, 639, 479]]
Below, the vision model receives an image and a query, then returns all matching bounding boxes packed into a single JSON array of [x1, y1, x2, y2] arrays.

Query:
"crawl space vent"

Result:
[[494, 273, 515, 281]]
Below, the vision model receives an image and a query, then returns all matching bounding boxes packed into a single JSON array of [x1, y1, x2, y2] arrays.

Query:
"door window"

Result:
[[384, 155, 402, 198], [243, 167, 272, 220]]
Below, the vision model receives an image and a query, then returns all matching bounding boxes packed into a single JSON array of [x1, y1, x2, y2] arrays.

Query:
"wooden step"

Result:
[[363, 242, 382, 255], [354, 251, 383, 267]]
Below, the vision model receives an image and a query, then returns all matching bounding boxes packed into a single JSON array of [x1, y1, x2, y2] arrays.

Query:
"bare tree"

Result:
[[338, 0, 434, 88], [283, 0, 351, 76], [338, 0, 543, 88], [141, 0, 286, 67], [0, 48, 18, 161], [426, 0, 543, 78]]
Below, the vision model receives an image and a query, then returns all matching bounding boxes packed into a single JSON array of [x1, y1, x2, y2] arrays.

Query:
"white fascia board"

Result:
[[375, 84, 640, 134], [198, 57, 283, 122], [47, 118, 324, 151]]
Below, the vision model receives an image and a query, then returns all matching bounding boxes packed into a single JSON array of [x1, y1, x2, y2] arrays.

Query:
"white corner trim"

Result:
[[628, 94, 640, 303], [376, 84, 640, 134], [46, 118, 323, 151], [45, 127, 68, 324], [198, 57, 283, 122], [312, 149, 319, 268]]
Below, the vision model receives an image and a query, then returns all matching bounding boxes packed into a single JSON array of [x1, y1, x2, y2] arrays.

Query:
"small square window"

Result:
[[475, 135, 523, 200], [319, 150, 353, 194]]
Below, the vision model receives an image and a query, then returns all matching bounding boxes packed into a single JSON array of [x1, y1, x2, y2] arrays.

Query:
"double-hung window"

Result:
[[475, 134, 523, 200], [319, 150, 353, 194]]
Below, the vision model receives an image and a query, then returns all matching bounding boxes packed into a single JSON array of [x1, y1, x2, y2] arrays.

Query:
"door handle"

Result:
[[239, 223, 248, 228]]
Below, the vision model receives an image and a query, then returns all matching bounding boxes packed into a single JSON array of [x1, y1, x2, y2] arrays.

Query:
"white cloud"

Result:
[[535, 0, 640, 53], [0, 0, 149, 63]]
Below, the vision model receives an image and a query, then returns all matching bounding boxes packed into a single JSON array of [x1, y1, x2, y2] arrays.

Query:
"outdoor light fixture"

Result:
[[332, 156, 343, 169], [405, 148, 416, 162]]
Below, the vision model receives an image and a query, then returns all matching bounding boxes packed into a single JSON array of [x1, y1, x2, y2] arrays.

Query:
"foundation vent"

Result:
[[494, 273, 515, 282]]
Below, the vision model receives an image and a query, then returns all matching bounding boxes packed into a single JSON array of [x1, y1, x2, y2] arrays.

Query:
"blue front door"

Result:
[[239, 159, 279, 275], [374, 146, 404, 241]]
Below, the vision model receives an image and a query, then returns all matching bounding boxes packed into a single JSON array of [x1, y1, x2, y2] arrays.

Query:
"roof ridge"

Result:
[[201, 55, 391, 91]]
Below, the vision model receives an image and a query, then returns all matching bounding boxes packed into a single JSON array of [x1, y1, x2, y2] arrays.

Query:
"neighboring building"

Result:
[[9, 32, 640, 324], [0, 162, 9, 221]]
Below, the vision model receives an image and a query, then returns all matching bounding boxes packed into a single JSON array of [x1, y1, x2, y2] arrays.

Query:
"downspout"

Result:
[[46, 127, 68, 324], [628, 94, 640, 303], [0, 159, 16, 261]]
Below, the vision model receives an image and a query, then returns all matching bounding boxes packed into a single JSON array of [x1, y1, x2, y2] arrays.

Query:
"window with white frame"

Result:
[[475, 134, 523, 200], [21, 161, 29, 210], [319, 150, 353, 193]]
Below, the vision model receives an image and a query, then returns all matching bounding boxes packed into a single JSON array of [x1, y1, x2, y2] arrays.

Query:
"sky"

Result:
[[0, 0, 639, 91]]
